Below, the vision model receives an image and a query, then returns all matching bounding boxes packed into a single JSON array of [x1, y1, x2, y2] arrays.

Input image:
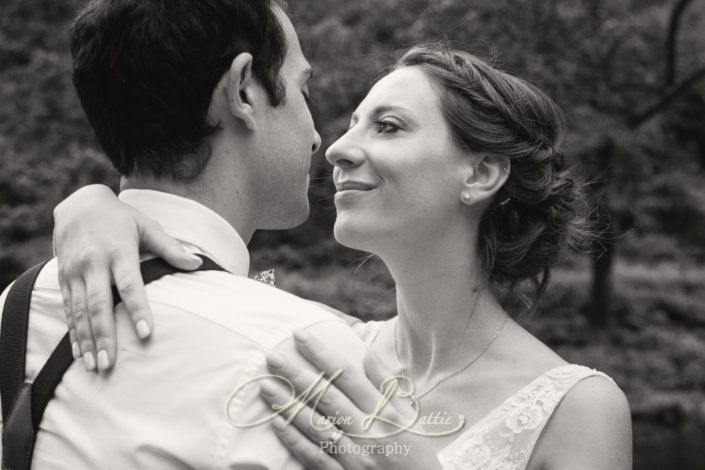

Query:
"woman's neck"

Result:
[[380, 228, 507, 387]]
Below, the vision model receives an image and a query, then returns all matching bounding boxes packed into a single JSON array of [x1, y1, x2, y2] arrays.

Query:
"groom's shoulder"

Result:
[[147, 269, 347, 349]]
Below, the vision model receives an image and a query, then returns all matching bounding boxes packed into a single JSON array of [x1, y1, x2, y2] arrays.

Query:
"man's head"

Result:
[[71, 0, 321, 232]]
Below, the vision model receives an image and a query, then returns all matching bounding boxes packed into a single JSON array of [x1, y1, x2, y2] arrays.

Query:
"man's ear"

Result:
[[225, 53, 257, 130], [459, 154, 510, 205]]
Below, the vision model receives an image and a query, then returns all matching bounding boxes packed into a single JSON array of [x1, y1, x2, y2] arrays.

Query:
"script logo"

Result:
[[224, 369, 465, 439]]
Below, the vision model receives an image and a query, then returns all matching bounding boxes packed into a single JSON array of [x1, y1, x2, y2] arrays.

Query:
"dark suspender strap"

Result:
[[0, 261, 50, 422], [28, 334, 72, 430], [2, 255, 226, 470], [3, 254, 227, 470], [29, 254, 227, 431], [109, 255, 226, 303]]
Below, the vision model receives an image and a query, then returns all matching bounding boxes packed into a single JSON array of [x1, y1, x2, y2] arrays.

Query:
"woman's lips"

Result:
[[334, 181, 376, 202], [335, 181, 376, 192]]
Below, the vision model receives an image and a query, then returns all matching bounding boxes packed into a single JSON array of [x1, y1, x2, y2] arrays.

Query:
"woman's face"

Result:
[[326, 66, 475, 254]]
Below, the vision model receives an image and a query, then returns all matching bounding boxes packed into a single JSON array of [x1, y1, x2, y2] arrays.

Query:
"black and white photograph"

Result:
[[1, 0, 704, 468]]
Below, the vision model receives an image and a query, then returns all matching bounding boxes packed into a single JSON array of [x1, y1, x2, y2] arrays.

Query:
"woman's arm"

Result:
[[53, 184, 202, 372], [530, 376, 633, 470]]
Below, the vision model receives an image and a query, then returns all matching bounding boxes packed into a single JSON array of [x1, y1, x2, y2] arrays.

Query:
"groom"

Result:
[[0, 0, 366, 468]]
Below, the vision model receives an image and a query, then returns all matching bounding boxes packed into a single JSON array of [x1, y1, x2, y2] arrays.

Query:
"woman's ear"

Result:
[[460, 154, 510, 205], [224, 53, 257, 130]]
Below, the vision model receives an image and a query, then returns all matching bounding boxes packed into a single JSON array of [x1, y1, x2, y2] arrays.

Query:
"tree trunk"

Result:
[[586, 138, 615, 328], [588, 210, 614, 328]]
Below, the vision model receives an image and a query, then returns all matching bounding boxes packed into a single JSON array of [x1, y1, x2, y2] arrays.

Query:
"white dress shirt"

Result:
[[0, 189, 367, 469]]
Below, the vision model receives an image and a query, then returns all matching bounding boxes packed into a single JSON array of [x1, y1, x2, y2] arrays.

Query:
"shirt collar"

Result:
[[118, 189, 249, 276]]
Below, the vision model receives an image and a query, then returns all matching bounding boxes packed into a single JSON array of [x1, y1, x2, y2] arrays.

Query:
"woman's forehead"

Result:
[[353, 66, 440, 118]]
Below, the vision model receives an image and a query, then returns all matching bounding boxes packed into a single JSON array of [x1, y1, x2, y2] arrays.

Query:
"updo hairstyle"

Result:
[[394, 45, 590, 308]]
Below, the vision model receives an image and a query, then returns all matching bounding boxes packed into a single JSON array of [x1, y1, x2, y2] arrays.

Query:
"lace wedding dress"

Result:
[[353, 321, 614, 470]]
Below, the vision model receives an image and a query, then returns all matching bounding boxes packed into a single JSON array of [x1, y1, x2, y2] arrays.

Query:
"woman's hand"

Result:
[[307, 301, 363, 327], [259, 329, 443, 470], [53, 184, 202, 372]]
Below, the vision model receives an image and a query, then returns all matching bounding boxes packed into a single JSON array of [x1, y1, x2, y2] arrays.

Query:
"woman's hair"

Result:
[[394, 44, 590, 311]]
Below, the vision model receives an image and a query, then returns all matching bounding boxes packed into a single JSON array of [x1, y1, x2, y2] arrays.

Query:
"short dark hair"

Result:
[[396, 45, 590, 310], [70, 0, 288, 179]]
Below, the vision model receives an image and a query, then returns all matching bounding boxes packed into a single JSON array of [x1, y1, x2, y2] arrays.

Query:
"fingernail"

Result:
[[97, 350, 110, 371], [71, 341, 80, 359], [189, 253, 203, 265], [293, 329, 310, 343], [266, 352, 285, 369], [136, 320, 151, 340], [83, 352, 96, 371]]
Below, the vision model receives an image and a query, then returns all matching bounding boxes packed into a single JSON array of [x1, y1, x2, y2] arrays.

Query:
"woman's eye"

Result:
[[375, 119, 400, 134]]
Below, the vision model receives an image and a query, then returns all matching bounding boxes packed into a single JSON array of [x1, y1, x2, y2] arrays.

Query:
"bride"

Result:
[[52, 44, 632, 469]]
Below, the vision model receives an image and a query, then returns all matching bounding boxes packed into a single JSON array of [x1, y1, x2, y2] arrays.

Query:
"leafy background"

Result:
[[1, 0, 705, 467]]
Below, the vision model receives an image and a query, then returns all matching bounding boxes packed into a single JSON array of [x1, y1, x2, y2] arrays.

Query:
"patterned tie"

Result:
[[254, 269, 276, 287]]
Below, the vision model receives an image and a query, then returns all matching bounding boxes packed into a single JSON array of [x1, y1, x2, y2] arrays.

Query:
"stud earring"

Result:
[[462, 192, 472, 202]]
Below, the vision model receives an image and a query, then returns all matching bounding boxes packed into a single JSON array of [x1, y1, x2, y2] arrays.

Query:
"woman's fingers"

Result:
[[265, 351, 362, 433], [307, 301, 362, 327], [136, 216, 202, 271], [112, 252, 152, 340], [263, 349, 404, 441], [261, 380, 354, 470], [85, 268, 116, 372], [69, 279, 97, 371], [261, 379, 338, 444], [59, 278, 79, 359], [271, 416, 345, 470], [292, 329, 380, 412], [364, 350, 417, 421], [267, 338, 409, 439]]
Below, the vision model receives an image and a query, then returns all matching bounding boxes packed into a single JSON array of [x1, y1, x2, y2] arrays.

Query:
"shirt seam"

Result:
[[145, 299, 345, 351], [214, 354, 265, 469]]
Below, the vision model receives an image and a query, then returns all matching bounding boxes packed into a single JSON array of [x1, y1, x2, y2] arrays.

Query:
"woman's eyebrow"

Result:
[[351, 104, 416, 124], [370, 104, 414, 116]]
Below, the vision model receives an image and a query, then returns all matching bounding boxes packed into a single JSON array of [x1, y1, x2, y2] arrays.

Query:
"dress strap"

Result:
[[438, 364, 614, 470], [500, 364, 614, 469]]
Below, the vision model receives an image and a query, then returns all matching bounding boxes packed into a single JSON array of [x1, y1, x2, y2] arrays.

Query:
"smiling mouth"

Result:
[[335, 181, 377, 193]]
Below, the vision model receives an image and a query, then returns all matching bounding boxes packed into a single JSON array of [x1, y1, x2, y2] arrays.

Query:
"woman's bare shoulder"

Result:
[[497, 319, 569, 372], [529, 374, 633, 470]]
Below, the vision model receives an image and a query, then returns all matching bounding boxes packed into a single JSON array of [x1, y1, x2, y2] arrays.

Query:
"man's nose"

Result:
[[311, 131, 322, 154]]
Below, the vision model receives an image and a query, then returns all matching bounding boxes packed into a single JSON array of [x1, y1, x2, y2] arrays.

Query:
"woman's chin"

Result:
[[333, 218, 379, 252]]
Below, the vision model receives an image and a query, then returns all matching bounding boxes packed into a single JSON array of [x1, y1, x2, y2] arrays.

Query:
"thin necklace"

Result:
[[393, 312, 509, 400]]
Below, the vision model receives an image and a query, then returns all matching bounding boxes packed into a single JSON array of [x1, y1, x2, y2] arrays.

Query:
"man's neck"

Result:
[[120, 176, 255, 244]]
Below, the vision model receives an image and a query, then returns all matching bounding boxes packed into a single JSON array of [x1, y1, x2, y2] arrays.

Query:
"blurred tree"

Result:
[[287, 0, 705, 325], [2, 0, 705, 317], [575, 0, 705, 327], [0, 0, 116, 289]]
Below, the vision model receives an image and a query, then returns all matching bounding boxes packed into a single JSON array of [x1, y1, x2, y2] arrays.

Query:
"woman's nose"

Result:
[[325, 129, 364, 169]]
